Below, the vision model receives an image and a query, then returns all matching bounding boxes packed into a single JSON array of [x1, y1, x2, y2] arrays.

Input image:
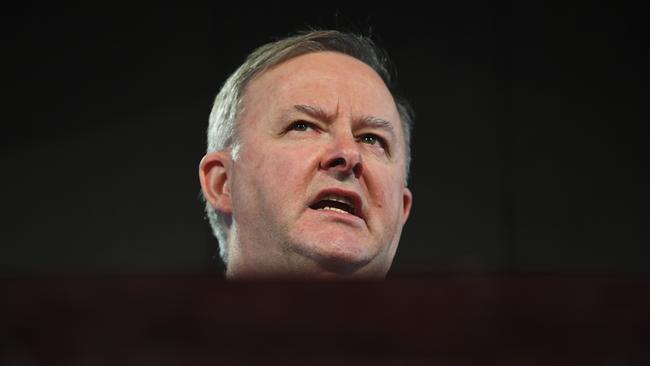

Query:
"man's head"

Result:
[[199, 30, 414, 279]]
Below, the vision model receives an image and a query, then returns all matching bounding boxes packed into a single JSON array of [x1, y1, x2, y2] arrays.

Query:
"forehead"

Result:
[[242, 52, 402, 130]]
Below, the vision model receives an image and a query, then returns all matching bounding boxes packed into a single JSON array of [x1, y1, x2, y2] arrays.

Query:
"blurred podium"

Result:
[[2, 274, 649, 365]]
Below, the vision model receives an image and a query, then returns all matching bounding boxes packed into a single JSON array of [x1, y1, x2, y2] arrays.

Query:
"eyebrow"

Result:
[[291, 104, 396, 141], [293, 104, 334, 123]]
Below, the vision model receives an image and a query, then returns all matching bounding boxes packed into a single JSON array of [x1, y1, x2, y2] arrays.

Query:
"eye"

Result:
[[358, 133, 390, 156], [359, 134, 385, 146], [289, 120, 313, 132], [360, 134, 378, 145]]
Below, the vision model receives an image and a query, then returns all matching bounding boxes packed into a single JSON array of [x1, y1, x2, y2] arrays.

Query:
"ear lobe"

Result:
[[401, 187, 413, 225], [199, 151, 233, 214]]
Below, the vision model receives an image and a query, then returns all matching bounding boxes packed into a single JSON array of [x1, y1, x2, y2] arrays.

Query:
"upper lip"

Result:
[[309, 188, 364, 220]]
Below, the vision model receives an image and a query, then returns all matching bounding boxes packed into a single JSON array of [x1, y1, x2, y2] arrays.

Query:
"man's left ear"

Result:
[[402, 187, 413, 224]]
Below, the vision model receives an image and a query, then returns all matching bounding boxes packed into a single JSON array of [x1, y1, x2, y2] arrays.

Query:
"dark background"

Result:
[[1, 3, 648, 277]]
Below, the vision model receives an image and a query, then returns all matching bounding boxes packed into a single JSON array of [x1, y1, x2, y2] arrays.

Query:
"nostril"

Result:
[[323, 155, 363, 178], [330, 157, 346, 168], [352, 162, 363, 178]]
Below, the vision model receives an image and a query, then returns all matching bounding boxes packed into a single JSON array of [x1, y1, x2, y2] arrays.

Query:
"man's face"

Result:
[[226, 51, 412, 278]]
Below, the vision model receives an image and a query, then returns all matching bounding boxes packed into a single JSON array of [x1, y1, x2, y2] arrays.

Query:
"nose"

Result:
[[320, 132, 364, 179]]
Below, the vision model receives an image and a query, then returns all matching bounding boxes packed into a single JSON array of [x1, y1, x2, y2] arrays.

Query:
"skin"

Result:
[[200, 51, 412, 279]]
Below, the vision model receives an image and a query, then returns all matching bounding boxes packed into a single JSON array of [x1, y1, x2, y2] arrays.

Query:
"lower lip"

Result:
[[309, 208, 365, 226]]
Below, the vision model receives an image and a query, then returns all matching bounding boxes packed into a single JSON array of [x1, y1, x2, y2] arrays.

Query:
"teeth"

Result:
[[322, 206, 350, 214], [322, 194, 355, 210]]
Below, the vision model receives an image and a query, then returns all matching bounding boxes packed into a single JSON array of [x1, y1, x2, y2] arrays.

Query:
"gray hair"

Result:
[[203, 29, 414, 265]]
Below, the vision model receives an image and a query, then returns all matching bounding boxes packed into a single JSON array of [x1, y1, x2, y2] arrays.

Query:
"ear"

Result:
[[199, 151, 233, 214], [401, 187, 413, 225]]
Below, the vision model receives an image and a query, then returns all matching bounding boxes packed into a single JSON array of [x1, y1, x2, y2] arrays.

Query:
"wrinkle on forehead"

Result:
[[239, 51, 405, 155], [246, 52, 395, 109]]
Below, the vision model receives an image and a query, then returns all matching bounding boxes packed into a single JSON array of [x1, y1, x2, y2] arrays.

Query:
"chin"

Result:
[[305, 266, 388, 280], [294, 237, 381, 276]]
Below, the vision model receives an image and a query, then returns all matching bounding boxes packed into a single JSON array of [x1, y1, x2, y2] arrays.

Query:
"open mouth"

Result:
[[310, 195, 355, 215], [309, 190, 363, 219]]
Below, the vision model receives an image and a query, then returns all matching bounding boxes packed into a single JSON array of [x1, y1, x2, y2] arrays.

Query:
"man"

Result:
[[199, 30, 414, 279]]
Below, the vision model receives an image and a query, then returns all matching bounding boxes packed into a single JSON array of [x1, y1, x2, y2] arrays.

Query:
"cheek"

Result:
[[237, 142, 318, 206], [367, 167, 405, 220]]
